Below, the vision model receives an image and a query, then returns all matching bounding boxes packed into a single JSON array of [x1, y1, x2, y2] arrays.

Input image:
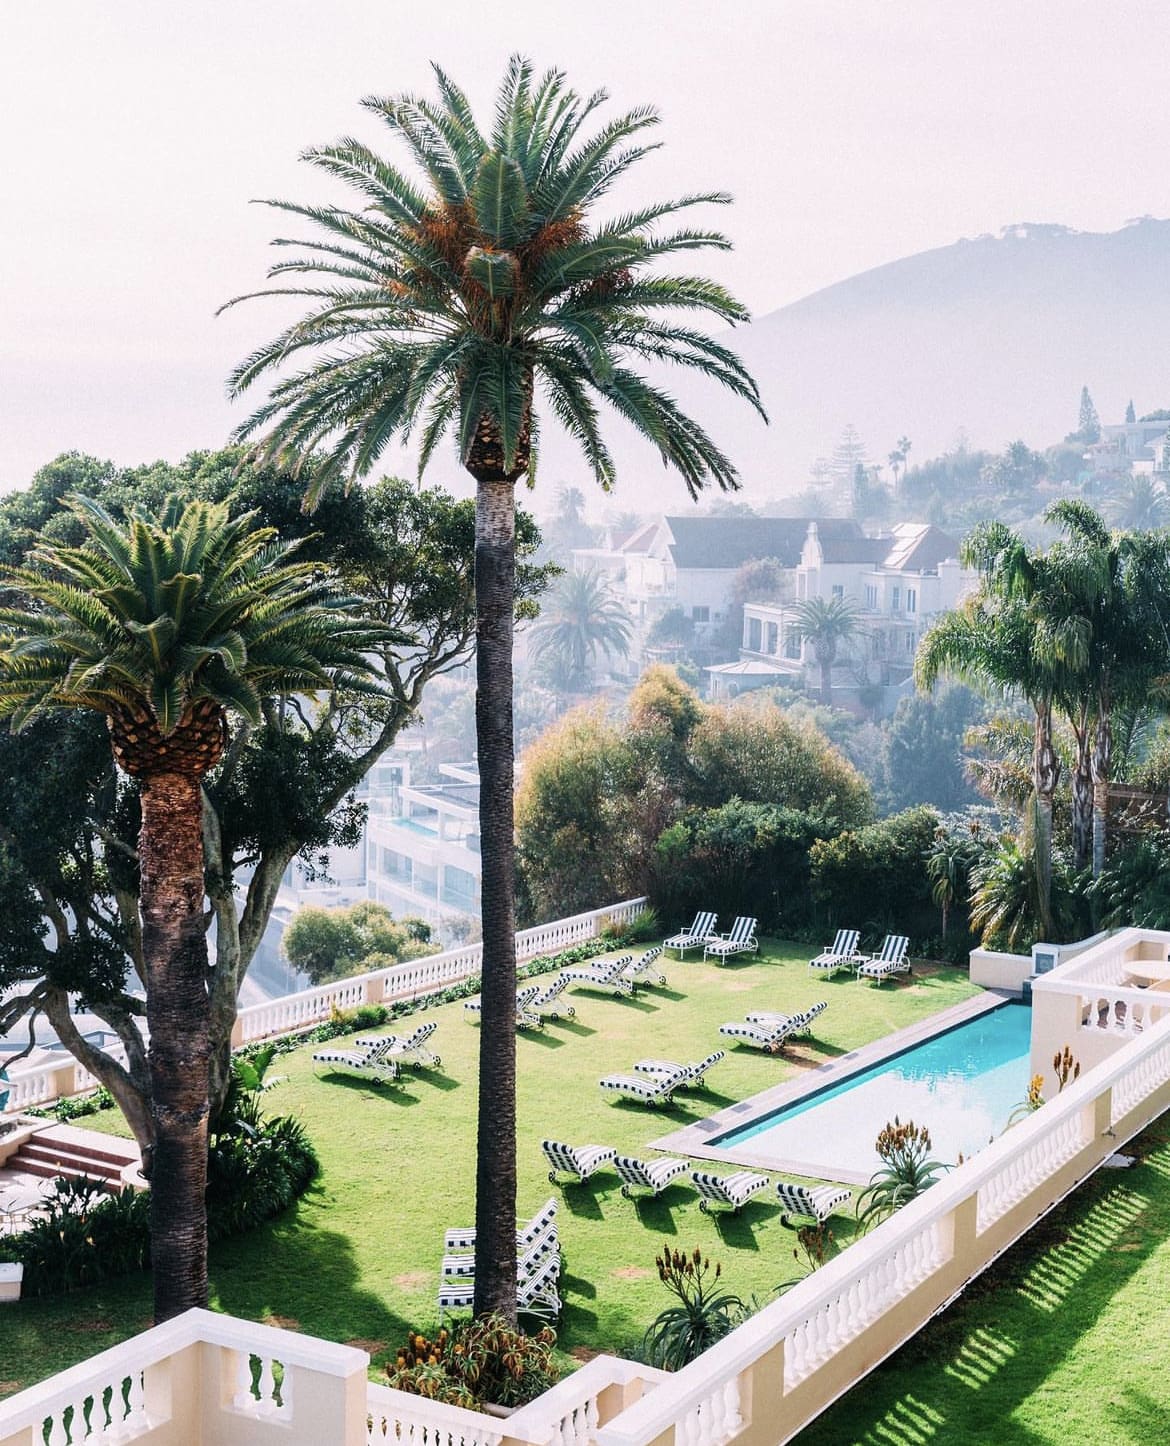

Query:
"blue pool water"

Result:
[[714, 1003, 1033, 1175]]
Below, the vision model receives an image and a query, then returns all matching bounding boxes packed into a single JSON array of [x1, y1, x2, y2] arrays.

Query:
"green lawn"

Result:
[[8, 943, 1168, 1441]]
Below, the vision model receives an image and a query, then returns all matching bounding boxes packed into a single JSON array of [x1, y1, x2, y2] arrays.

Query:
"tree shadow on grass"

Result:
[[211, 1213, 412, 1376]]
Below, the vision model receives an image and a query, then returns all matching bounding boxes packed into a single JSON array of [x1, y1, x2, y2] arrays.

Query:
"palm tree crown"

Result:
[[0, 494, 382, 764], [531, 566, 632, 690], [222, 55, 765, 494]]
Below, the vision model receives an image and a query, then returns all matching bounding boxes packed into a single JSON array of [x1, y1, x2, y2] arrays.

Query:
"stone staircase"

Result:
[[6, 1123, 141, 1192]]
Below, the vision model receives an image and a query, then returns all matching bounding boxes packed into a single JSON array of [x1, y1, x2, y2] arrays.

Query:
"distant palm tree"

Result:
[[789, 596, 861, 704], [1105, 474, 1168, 532], [222, 56, 764, 1318], [0, 495, 381, 1322], [531, 568, 632, 690]]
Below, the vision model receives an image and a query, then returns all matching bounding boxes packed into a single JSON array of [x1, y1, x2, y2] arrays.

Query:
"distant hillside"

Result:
[[578, 218, 1170, 508]]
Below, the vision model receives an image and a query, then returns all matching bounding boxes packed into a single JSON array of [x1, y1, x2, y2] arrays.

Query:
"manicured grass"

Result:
[[3, 942, 974, 1392]]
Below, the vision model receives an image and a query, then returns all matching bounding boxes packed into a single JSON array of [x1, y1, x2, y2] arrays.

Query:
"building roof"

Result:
[[664, 516, 862, 570], [704, 658, 792, 677], [814, 532, 891, 564], [881, 523, 960, 573]]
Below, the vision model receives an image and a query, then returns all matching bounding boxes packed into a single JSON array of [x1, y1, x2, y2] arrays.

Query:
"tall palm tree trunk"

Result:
[[1070, 710, 1094, 873], [471, 476, 519, 1323], [1091, 708, 1112, 879], [1031, 697, 1059, 938], [139, 769, 212, 1322]]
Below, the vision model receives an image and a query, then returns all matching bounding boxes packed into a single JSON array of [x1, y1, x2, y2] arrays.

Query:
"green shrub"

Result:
[[810, 806, 941, 940], [1, 1178, 150, 1296], [386, 1314, 559, 1409], [207, 1114, 319, 1242], [642, 1245, 745, 1370]]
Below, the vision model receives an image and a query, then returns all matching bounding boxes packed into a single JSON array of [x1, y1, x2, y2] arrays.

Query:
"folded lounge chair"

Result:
[[444, 1197, 557, 1254], [855, 935, 911, 984], [443, 1218, 559, 1281], [541, 1140, 617, 1185], [691, 1169, 770, 1215], [561, 954, 634, 995], [439, 1243, 562, 1320], [613, 1154, 690, 1199], [354, 1019, 441, 1069], [703, 916, 759, 964], [663, 911, 718, 958], [633, 1049, 725, 1091], [745, 1001, 828, 1039], [622, 947, 667, 988], [312, 1035, 400, 1084], [718, 1018, 794, 1054], [599, 1063, 688, 1106], [775, 1181, 852, 1227], [808, 929, 861, 977]]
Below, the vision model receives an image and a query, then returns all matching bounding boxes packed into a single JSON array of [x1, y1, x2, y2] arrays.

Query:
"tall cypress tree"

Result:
[[1078, 386, 1101, 443]]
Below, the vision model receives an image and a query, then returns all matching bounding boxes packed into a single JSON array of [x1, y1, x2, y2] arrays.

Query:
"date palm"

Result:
[[222, 56, 763, 1318], [531, 567, 632, 691], [0, 495, 382, 1321]]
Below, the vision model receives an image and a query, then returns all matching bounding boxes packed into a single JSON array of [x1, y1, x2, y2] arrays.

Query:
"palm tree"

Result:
[[789, 596, 860, 704], [221, 57, 763, 1318], [0, 495, 382, 1321], [531, 567, 632, 691], [1105, 474, 1168, 532]]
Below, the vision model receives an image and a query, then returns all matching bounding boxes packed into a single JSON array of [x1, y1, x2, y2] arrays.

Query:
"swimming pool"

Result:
[[711, 1001, 1032, 1178]]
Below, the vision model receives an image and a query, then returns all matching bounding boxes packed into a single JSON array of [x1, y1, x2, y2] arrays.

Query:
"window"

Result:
[[831, 583, 844, 600], [784, 630, 801, 660], [890, 586, 901, 613], [906, 587, 917, 615], [691, 605, 710, 623], [865, 584, 877, 609], [747, 616, 762, 651], [906, 631, 916, 653], [766, 621, 779, 654]]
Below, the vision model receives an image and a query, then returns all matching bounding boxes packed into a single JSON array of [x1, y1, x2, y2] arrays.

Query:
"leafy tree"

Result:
[[809, 807, 940, 938], [223, 58, 763, 1318], [1126, 399, 1136, 424], [1106, 474, 1169, 531], [0, 496, 382, 1322], [0, 456, 546, 1223], [1071, 385, 1101, 444], [883, 686, 984, 814], [788, 596, 862, 705], [530, 567, 632, 692], [646, 607, 695, 650], [283, 901, 434, 984], [968, 834, 1076, 951], [979, 440, 1047, 500]]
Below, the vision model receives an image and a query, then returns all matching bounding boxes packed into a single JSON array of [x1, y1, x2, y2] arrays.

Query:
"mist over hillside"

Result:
[[577, 218, 1170, 510]]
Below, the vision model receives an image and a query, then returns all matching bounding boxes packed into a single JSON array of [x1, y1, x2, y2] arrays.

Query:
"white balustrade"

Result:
[[975, 1110, 1085, 1232], [1, 1062, 57, 1113], [366, 1382, 504, 1446], [1111, 1031, 1170, 1124], [233, 1347, 292, 1421]]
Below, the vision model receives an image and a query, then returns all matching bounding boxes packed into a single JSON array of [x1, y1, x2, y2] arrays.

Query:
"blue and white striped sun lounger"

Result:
[[541, 1140, 617, 1184], [663, 911, 718, 958], [745, 1001, 828, 1039], [561, 955, 635, 995], [613, 1154, 690, 1199], [703, 916, 759, 964], [775, 1181, 852, 1226], [354, 1019, 441, 1069], [444, 1197, 557, 1254], [718, 1018, 794, 1053], [633, 1049, 725, 1091], [464, 984, 543, 1029], [808, 929, 861, 977], [528, 973, 576, 1020], [623, 947, 667, 988], [312, 1034, 400, 1084], [599, 1063, 688, 1106], [691, 1169, 770, 1214], [439, 1244, 562, 1320], [855, 935, 911, 984]]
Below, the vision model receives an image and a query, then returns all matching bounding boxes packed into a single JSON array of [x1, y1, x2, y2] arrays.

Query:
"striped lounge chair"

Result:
[[561, 955, 635, 995], [613, 1154, 690, 1199], [444, 1197, 557, 1254], [775, 1181, 852, 1227], [439, 1243, 562, 1320], [808, 929, 861, 977], [745, 1001, 828, 1039], [718, 1018, 794, 1054], [703, 916, 759, 964], [855, 935, 911, 984], [529, 973, 576, 1021], [691, 1169, 770, 1215], [354, 1019, 441, 1069], [464, 984, 543, 1029], [541, 1140, 617, 1185], [622, 947, 667, 988], [663, 911, 718, 958], [599, 1063, 688, 1106], [312, 1035, 400, 1084], [632, 1049, 725, 1091]]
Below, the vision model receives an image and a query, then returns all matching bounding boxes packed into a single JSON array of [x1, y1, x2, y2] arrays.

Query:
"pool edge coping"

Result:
[[650, 987, 1013, 1185]]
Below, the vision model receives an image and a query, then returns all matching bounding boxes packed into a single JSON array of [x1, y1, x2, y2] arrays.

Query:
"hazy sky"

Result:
[[3, 0, 1168, 491]]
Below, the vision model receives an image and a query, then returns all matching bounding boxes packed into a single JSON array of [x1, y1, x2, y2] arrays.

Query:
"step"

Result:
[[32, 1124, 139, 1167], [13, 1144, 125, 1184]]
